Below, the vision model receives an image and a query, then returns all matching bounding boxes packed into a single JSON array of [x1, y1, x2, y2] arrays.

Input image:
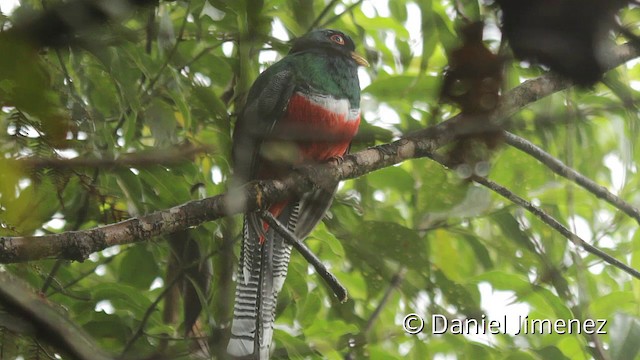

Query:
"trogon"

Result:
[[227, 29, 368, 359]]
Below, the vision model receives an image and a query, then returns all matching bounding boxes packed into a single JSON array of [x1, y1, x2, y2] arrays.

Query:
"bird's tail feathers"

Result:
[[227, 204, 298, 359]]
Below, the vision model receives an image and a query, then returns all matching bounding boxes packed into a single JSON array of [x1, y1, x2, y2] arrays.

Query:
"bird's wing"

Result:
[[231, 63, 296, 185]]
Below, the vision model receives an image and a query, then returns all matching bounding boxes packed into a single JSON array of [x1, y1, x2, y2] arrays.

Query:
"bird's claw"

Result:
[[327, 155, 344, 166]]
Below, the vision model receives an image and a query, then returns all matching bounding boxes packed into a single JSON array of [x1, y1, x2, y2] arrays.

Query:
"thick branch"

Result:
[[0, 272, 113, 360], [0, 43, 638, 265], [0, 132, 443, 263]]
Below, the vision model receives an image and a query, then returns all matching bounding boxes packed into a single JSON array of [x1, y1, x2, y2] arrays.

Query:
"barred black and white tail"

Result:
[[227, 188, 336, 359], [227, 204, 299, 359]]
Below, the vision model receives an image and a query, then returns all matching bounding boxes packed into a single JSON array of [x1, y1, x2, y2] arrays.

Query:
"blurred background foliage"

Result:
[[0, 0, 640, 359]]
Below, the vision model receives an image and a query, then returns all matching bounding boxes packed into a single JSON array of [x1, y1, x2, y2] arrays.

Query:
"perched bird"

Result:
[[228, 29, 368, 359]]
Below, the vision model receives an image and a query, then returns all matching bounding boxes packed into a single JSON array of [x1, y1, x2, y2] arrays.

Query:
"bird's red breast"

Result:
[[279, 93, 360, 160], [256, 92, 360, 242]]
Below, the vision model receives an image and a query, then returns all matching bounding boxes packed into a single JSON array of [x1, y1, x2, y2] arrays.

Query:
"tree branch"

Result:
[[0, 272, 113, 360], [364, 267, 406, 334], [120, 268, 183, 357], [120, 245, 220, 357], [0, 43, 638, 276], [492, 43, 640, 124], [504, 131, 640, 225], [425, 151, 640, 280], [474, 174, 640, 279], [7, 144, 209, 171], [260, 210, 348, 302], [306, 0, 339, 32], [0, 123, 448, 263]]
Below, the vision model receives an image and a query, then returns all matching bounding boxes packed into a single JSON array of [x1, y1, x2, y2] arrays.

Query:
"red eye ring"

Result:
[[330, 34, 345, 45]]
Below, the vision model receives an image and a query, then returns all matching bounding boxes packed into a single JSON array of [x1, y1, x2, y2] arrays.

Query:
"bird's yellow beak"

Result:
[[351, 51, 370, 67]]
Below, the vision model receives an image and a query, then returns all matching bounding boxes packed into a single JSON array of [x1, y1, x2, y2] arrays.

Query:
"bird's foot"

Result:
[[327, 155, 344, 166]]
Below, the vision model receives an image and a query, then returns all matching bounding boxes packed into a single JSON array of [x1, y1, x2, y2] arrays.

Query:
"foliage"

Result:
[[1, 0, 640, 359]]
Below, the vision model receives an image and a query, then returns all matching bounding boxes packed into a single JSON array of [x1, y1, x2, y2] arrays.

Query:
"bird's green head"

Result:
[[290, 29, 369, 67]]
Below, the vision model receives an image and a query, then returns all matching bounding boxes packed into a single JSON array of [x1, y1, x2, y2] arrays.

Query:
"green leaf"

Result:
[[146, 98, 178, 147], [2, 178, 59, 233], [310, 226, 346, 258], [91, 283, 154, 314], [366, 165, 414, 193], [534, 346, 571, 360], [472, 271, 572, 319], [609, 313, 640, 360], [363, 75, 440, 102], [297, 289, 322, 327], [117, 245, 159, 289], [274, 329, 314, 358], [491, 209, 536, 253]]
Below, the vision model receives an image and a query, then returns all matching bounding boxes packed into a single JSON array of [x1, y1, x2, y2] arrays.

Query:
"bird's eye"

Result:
[[330, 34, 345, 45]]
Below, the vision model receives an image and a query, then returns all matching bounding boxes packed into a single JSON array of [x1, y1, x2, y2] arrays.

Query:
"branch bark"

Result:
[[6, 144, 209, 171], [0, 129, 445, 263], [0, 272, 113, 360], [0, 43, 638, 272]]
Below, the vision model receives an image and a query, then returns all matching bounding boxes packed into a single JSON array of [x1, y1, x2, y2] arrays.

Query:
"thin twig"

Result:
[[119, 270, 183, 358], [178, 42, 226, 72], [474, 173, 640, 279], [320, 0, 364, 29], [564, 108, 609, 360], [143, 1, 192, 94], [115, 1, 192, 135], [364, 267, 406, 333], [144, 8, 155, 55], [9, 144, 210, 171], [307, 0, 340, 32], [260, 211, 348, 302], [119, 246, 222, 357], [430, 152, 640, 279], [344, 267, 407, 359], [504, 131, 640, 225], [42, 170, 100, 294], [40, 260, 63, 293], [46, 256, 116, 296]]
